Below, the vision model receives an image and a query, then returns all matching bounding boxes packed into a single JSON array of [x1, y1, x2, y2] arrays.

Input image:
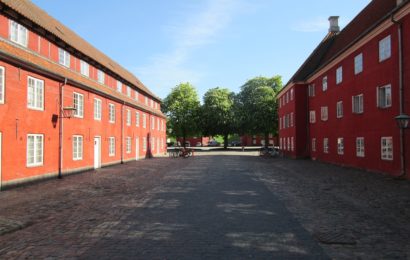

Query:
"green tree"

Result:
[[162, 82, 200, 147], [237, 76, 282, 147], [201, 87, 236, 149]]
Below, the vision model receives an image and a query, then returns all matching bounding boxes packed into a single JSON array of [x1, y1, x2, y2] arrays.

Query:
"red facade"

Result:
[[278, 0, 410, 177], [0, 2, 166, 188]]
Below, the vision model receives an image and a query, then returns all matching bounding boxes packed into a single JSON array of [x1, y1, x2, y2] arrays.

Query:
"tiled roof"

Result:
[[0, 0, 160, 101], [286, 0, 401, 87]]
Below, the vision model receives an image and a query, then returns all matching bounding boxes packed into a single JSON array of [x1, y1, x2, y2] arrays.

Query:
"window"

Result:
[[143, 137, 147, 151], [150, 99, 154, 108], [135, 112, 140, 127], [145, 96, 148, 105], [126, 137, 131, 154], [336, 66, 343, 84], [336, 101, 343, 118], [73, 92, 84, 118], [291, 137, 294, 151], [356, 137, 365, 157], [134, 90, 139, 101], [287, 137, 290, 151], [127, 86, 131, 97], [109, 104, 115, 123], [379, 35, 391, 62], [322, 76, 328, 91], [323, 138, 329, 153], [308, 84, 315, 97], [157, 118, 160, 131], [109, 137, 115, 156], [312, 138, 316, 152], [354, 53, 363, 74], [377, 85, 392, 108], [73, 135, 83, 160], [97, 70, 105, 84], [290, 112, 293, 127], [116, 81, 122, 93], [321, 106, 328, 121], [151, 116, 155, 130], [27, 76, 44, 110], [126, 109, 131, 126], [286, 92, 289, 103], [58, 48, 70, 67], [381, 137, 393, 160], [143, 114, 146, 128], [309, 110, 316, 123], [27, 134, 44, 166], [337, 138, 344, 155], [94, 98, 102, 120], [352, 94, 364, 114], [80, 60, 89, 77], [290, 88, 294, 101], [10, 20, 28, 47], [0, 66, 4, 104]]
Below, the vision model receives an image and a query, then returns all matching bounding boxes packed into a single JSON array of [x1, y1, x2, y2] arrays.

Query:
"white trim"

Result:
[[26, 134, 44, 167], [73, 92, 84, 118], [0, 66, 5, 104], [72, 135, 83, 160]]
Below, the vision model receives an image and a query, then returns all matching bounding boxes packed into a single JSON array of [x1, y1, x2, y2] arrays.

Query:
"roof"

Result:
[[0, 0, 160, 101], [284, 0, 402, 89]]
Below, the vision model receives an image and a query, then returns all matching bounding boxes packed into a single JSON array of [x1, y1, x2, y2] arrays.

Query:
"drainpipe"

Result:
[[391, 15, 406, 178], [121, 102, 124, 164], [58, 78, 67, 179]]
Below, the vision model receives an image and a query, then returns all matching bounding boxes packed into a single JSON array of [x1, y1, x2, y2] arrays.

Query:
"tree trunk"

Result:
[[224, 134, 228, 149], [264, 132, 269, 148]]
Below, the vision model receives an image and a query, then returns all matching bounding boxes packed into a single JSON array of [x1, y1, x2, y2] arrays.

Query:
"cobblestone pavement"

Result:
[[0, 152, 408, 259]]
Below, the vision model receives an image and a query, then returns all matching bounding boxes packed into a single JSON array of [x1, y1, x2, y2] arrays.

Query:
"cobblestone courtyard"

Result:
[[0, 151, 409, 259]]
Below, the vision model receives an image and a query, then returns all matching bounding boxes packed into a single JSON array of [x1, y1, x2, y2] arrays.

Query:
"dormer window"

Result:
[[10, 20, 28, 47], [58, 48, 70, 67]]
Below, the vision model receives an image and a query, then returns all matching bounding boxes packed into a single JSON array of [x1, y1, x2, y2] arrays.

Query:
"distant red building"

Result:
[[278, 0, 410, 178], [177, 136, 210, 147], [240, 135, 277, 146]]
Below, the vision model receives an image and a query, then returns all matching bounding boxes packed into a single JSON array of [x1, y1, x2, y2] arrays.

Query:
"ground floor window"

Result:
[[126, 137, 131, 154], [291, 137, 294, 151], [323, 138, 329, 154], [381, 137, 393, 160], [27, 134, 44, 166], [143, 137, 147, 151], [109, 137, 115, 156], [73, 135, 83, 160], [337, 138, 344, 155], [311, 138, 316, 152], [356, 137, 365, 157]]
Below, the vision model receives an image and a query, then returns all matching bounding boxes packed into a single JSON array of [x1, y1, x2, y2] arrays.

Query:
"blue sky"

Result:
[[32, 0, 371, 100]]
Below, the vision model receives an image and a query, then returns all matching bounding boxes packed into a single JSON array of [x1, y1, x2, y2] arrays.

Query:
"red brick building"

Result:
[[278, 0, 410, 178], [240, 135, 277, 147], [0, 0, 166, 189]]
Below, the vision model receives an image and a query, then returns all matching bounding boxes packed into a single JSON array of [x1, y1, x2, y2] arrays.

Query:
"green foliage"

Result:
[[201, 87, 236, 148], [162, 82, 200, 141]]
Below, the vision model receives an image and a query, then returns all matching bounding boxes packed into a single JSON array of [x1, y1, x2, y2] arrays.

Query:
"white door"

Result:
[[94, 137, 101, 169], [0, 132, 2, 190], [135, 137, 139, 160]]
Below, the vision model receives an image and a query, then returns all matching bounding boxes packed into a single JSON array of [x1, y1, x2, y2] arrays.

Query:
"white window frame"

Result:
[[337, 138, 344, 155], [97, 70, 105, 84], [143, 137, 147, 151], [308, 84, 315, 97], [157, 118, 160, 131], [27, 76, 44, 111], [80, 60, 89, 77], [0, 66, 4, 104], [126, 109, 131, 126], [312, 138, 316, 152], [322, 76, 328, 91], [151, 116, 155, 130], [143, 114, 146, 128], [321, 106, 328, 121], [27, 134, 44, 167], [9, 20, 28, 47], [336, 101, 343, 118], [135, 112, 140, 127], [377, 84, 392, 108], [58, 48, 70, 67], [134, 90, 139, 101], [290, 112, 293, 127], [287, 137, 290, 151], [381, 137, 393, 161], [126, 86, 131, 97], [352, 94, 364, 114], [126, 137, 131, 154], [323, 138, 329, 154], [116, 81, 122, 93], [291, 137, 294, 151], [109, 137, 115, 156], [290, 88, 294, 101], [309, 110, 316, 123], [72, 135, 83, 160], [356, 137, 365, 157], [94, 98, 102, 120], [336, 66, 343, 84], [109, 103, 115, 123], [379, 35, 391, 62], [354, 53, 363, 74], [73, 92, 84, 118], [145, 96, 148, 106]]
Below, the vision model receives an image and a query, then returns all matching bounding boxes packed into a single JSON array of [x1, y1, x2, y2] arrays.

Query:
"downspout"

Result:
[[121, 102, 124, 164], [391, 14, 406, 178], [58, 78, 67, 179]]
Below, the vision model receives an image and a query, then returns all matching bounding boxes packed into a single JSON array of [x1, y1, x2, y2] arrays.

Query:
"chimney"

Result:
[[328, 16, 340, 33]]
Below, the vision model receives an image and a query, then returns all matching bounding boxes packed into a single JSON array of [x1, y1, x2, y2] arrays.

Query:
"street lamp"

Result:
[[395, 114, 410, 129]]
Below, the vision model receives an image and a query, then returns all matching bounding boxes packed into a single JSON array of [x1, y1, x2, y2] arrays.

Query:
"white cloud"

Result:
[[134, 0, 247, 98]]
